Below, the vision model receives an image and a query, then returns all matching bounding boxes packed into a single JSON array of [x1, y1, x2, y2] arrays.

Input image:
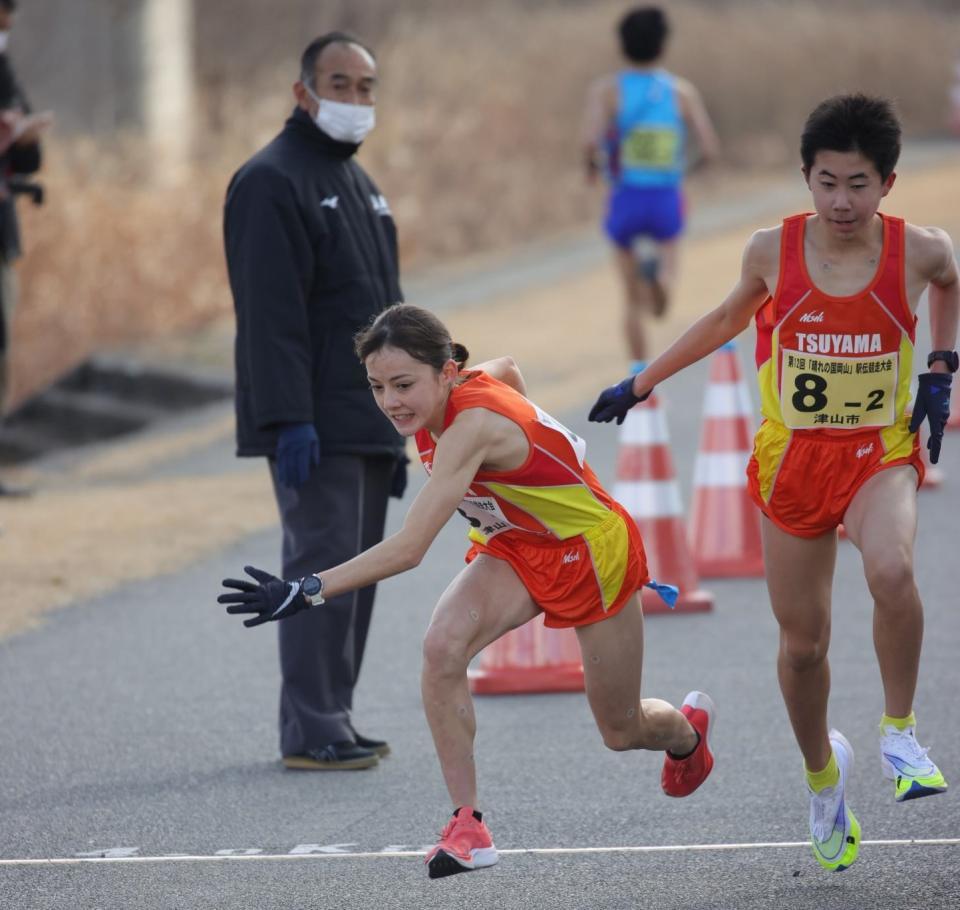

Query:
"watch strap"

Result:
[[927, 350, 959, 372]]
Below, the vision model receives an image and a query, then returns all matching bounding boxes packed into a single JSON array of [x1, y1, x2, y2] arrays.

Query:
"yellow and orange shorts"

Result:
[[465, 506, 649, 628], [746, 418, 924, 538]]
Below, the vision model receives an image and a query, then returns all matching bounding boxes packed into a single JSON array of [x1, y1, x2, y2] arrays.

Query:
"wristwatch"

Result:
[[299, 574, 325, 607], [927, 350, 959, 373]]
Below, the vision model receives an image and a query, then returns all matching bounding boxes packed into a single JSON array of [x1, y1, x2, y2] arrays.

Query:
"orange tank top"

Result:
[[754, 213, 916, 435], [415, 371, 621, 546]]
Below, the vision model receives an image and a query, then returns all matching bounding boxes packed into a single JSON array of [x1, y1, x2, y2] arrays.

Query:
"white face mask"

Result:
[[305, 87, 375, 144], [0, 32, 9, 55]]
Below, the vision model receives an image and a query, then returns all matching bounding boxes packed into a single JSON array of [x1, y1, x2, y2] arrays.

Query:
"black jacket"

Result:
[[225, 107, 404, 458], [0, 53, 41, 261]]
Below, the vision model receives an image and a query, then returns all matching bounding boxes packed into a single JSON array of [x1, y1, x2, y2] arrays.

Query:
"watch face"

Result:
[[301, 575, 321, 597]]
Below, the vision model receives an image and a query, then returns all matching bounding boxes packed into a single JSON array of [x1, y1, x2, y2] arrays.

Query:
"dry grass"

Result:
[[7, 0, 960, 408]]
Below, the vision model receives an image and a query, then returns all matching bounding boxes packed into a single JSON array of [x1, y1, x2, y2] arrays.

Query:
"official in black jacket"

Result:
[[224, 33, 405, 771]]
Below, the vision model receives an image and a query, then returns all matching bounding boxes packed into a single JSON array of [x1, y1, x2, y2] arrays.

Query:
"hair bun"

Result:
[[451, 342, 469, 368]]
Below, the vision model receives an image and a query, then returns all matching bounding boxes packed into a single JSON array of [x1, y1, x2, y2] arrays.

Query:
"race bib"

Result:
[[457, 495, 513, 542], [533, 404, 586, 467], [620, 127, 678, 170], [779, 350, 898, 429]]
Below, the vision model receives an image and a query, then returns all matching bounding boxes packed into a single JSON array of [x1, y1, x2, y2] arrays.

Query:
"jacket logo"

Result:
[[856, 443, 874, 459], [320, 196, 339, 209], [799, 311, 825, 323], [370, 194, 391, 216], [562, 551, 580, 564]]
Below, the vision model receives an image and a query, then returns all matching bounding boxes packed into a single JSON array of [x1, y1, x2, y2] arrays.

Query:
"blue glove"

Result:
[[588, 376, 651, 425], [218, 565, 310, 628], [391, 455, 409, 499], [909, 372, 952, 465], [276, 423, 320, 489]]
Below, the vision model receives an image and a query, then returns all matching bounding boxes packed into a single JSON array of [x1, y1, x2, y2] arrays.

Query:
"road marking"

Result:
[[2, 838, 958, 866]]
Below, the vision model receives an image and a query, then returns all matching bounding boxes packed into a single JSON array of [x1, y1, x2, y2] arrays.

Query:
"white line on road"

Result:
[[2, 838, 958, 867]]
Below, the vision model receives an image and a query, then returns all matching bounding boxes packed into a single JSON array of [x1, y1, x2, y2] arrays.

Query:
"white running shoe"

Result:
[[808, 730, 860, 872], [880, 724, 948, 802]]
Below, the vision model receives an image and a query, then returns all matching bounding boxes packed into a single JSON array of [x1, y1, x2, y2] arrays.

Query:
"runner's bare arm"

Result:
[[582, 76, 616, 181], [472, 357, 527, 395], [314, 410, 491, 599], [676, 78, 720, 168], [918, 227, 959, 366], [633, 228, 778, 397]]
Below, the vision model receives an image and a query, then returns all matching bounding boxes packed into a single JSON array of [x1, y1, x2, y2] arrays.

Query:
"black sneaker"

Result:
[[354, 732, 390, 758], [283, 741, 379, 770]]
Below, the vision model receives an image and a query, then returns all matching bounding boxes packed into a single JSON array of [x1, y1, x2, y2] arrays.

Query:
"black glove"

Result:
[[276, 423, 320, 489], [218, 565, 310, 628], [391, 455, 410, 499], [909, 372, 952, 465], [588, 376, 651, 425]]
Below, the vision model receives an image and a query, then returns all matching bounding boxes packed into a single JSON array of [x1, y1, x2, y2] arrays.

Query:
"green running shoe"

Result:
[[880, 724, 948, 802], [809, 730, 860, 872]]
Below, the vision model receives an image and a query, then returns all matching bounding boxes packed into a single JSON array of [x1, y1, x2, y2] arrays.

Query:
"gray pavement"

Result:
[[3, 146, 960, 907]]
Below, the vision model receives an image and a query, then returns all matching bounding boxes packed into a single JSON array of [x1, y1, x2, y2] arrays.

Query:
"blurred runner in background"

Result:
[[582, 5, 718, 367]]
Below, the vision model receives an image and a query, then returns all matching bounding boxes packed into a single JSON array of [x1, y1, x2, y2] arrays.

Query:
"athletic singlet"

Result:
[[754, 213, 916, 444], [609, 70, 684, 188], [415, 371, 623, 547]]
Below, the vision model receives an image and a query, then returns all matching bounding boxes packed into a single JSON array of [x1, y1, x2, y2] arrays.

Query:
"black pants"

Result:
[[269, 454, 394, 755]]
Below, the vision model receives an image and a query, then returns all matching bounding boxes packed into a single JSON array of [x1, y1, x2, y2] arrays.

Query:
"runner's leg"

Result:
[[761, 515, 837, 771], [421, 554, 540, 809], [842, 466, 922, 718], [613, 245, 654, 360], [575, 595, 697, 754], [650, 238, 680, 317]]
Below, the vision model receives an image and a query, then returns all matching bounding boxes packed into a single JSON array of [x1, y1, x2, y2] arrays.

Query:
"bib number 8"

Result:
[[791, 373, 828, 413]]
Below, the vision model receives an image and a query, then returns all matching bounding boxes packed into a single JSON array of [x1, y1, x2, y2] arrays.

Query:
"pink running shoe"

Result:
[[426, 807, 499, 879], [661, 691, 716, 797]]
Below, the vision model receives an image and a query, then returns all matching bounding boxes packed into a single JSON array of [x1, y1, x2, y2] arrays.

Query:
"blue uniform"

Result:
[[603, 70, 685, 248]]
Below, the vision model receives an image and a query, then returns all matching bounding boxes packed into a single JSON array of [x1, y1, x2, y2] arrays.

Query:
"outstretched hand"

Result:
[[588, 376, 651, 425], [218, 565, 310, 628], [909, 372, 952, 465]]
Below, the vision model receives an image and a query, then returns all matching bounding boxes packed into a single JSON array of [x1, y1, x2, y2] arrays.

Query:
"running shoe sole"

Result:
[[881, 759, 948, 802], [427, 847, 498, 879]]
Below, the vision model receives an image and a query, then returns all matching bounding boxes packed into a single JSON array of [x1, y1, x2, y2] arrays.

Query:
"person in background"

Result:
[[582, 5, 719, 367], [0, 0, 51, 496], [223, 32, 406, 771]]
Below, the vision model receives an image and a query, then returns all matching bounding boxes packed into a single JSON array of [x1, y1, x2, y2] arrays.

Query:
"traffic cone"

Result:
[[613, 395, 714, 615], [688, 342, 764, 577], [468, 615, 584, 694]]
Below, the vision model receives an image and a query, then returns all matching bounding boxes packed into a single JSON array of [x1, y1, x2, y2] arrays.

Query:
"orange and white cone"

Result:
[[688, 342, 764, 577], [468, 616, 583, 695], [613, 395, 713, 615]]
